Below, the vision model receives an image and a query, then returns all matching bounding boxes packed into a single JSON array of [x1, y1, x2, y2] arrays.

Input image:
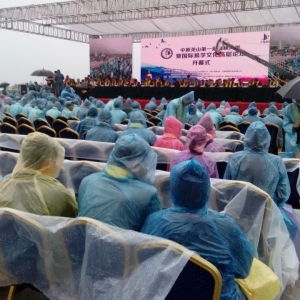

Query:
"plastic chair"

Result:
[[17, 124, 35, 135], [73, 142, 102, 161], [184, 123, 192, 130], [45, 115, 54, 127], [219, 121, 238, 129], [59, 128, 79, 139], [37, 126, 56, 137], [135, 240, 222, 300], [0, 152, 18, 178], [1, 123, 18, 134], [34, 119, 49, 130], [237, 122, 251, 135], [3, 117, 17, 128], [52, 120, 68, 136], [284, 159, 300, 209], [219, 125, 240, 132], [264, 123, 280, 155], [17, 117, 33, 127], [57, 116, 68, 123], [16, 113, 28, 121], [148, 116, 162, 126]]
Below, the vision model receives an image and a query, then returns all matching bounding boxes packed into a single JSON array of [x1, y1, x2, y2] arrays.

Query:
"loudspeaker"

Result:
[[18, 85, 27, 95]]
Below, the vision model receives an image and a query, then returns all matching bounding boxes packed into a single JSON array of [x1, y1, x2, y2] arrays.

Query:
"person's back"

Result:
[[142, 160, 254, 300], [111, 99, 127, 124], [278, 101, 288, 115], [154, 116, 184, 150], [224, 106, 243, 125], [128, 101, 148, 119], [156, 97, 168, 111], [144, 97, 157, 111], [185, 104, 201, 125], [9, 100, 24, 119], [61, 101, 75, 118], [224, 121, 290, 206], [86, 109, 118, 143], [120, 111, 157, 146], [77, 99, 91, 120], [28, 99, 47, 123], [76, 107, 98, 139], [46, 102, 62, 119], [262, 106, 283, 128], [78, 134, 161, 231], [243, 107, 261, 123], [123, 98, 132, 114], [0, 133, 77, 217], [206, 103, 222, 129]]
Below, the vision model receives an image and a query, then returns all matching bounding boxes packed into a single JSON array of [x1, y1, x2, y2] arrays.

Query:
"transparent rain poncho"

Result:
[[0, 207, 192, 300], [171, 125, 219, 178], [224, 106, 243, 125], [119, 111, 157, 146], [243, 107, 261, 123], [128, 101, 148, 120], [0, 133, 77, 217], [28, 99, 47, 123], [145, 97, 157, 111], [185, 104, 201, 125], [206, 103, 222, 129], [216, 100, 226, 113], [62, 101, 75, 118], [142, 160, 254, 300], [156, 97, 168, 111], [75, 107, 98, 139], [78, 134, 162, 231], [46, 102, 62, 119], [111, 99, 127, 124]]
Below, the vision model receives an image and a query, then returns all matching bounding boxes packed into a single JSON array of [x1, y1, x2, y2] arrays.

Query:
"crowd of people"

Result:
[[0, 84, 300, 299]]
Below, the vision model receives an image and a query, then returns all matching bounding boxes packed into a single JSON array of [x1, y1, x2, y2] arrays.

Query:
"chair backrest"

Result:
[[52, 119, 68, 135], [145, 112, 153, 119], [148, 116, 162, 126], [73, 142, 102, 161], [237, 122, 251, 134], [264, 123, 279, 155], [0, 152, 18, 177], [59, 128, 79, 139], [56, 116, 68, 123], [219, 120, 237, 129], [4, 112, 13, 118], [154, 176, 172, 208], [153, 148, 172, 171], [17, 117, 33, 127], [3, 117, 17, 128], [135, 240, 222, 300], [37, 125, 57, 137], [219, 125, 240, 132], [143, 109, 151, 114], [205, 152, 233, 179], [121, 119, 129, 125], [1, 123, 18, 134], [33, 119, 49, 130], [17, 124, 35, 135], [16, 113, 27, 121], [222, 140, 244, 152], [151, 111, 159, 116], [0, 134, 22, 153], [146, 120, 155, 128], [45, 115, 55, 127], [147, 126, 164, 135], [68, 117, 79, 121], [184, 123, 192, 130]]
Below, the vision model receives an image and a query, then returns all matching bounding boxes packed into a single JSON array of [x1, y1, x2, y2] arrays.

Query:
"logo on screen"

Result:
[[161, 48, 173, 59], [261, 34, 270, 43]]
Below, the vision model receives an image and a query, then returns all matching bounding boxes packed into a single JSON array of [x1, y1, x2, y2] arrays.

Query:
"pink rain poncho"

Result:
[[197, 113, 226, 152], [171, 125, 219, 178], [154, 116, 184, 151]]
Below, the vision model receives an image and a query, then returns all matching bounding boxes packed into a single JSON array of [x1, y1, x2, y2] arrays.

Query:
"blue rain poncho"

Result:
[[156, 105, 167, 121], [223, 106, 243, 124], [242, 102, 261, 116], [75, 107, 98, 139], [162, 91, 194, 125], [243, 107, 261, 123], [128, 102, 148, 119], [144, 97, 157, 111], [46, 102, 62, 119], [224, 121, 290, 207], [105, 99, 116, 111], [96, 100, 105, 111], [216, 100, 226, 113], [46, 101, 54, 111], [206, 103, 222, 129], [119, 111, 157, 146], [123, 98, 132, 114], [262, 102, 275, 115], [77, 100, 91, 120], [278, 101, 288, 115], [156, 97, 168, 111], [61, 101, 75, 118], [110, 99, 127, 124], [195, 102, 204, 118], [78, 134, 162, 231], [142, 159, 254, 300], [8, 100, 25, 119], [22, 99, 36, 117], [61, 85, 75, 99], [86, 109, 118, 143], [28, 99, 47, 123], [185, 104, 201, 125], [72, 98, 80, 117]]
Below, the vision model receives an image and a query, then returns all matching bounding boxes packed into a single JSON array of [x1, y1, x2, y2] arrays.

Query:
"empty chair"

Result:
[[16, 113, 27, 121], [37, 126, 56, 138], [0, 152, 18, 178], [265, 123, 280, 155], [219, 125, 240, 132], [1, 123, 18, 134], [237, 122, 251, 135], [3, 117, 17, 128], [57, 116, 68, 123], [53, 119, 68, 136], [34, 118, 49, 130], [59, 128, 79, 139], [148, 116, 162, 126], [17, 124, 35, 135], [45, 115, 54, 127], [17, 117, 33, 127], [219, 121, 237, 129]]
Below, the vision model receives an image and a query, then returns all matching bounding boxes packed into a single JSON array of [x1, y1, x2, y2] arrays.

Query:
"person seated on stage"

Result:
[[205, 103, 222, 129], [86, 109, 118, 143], [46, 102, 62, 120], [144, 97, 157, 111], [154, 116, 184, 151], [248, 79, 254, 87], [193, 78, 199, 87], [162, 91, 194, 126], [243, 107, 261, 123], [154, 77, 162, 87], [173, 78, 180, 87], [75, 107, 98, 139], [77, 99, 92, 120], [223, 106, 243, 125], [253, 78, 262, 87], [216, 100, 226, 113], [28, 98, 47, 124], [146, 70, 152, 80], [111, 98, 127, 124], [0, 132, 77, 217], [120, 111, 157, 146], [128, 101, 148, 120], [228, 78, 235, 88], [222, 79, 229, 88], [278, 101, 288, 115], [78, 134, 162, 231], [142, 159, 254, 300], [61, 85, 75, 99], [186, 104, 201, 126], [236, 78, 244, 87], [61, 101, 75, 119], [197, 113, 226, 152], [156, 97, 168, 111], [172, 125, 218, 178], [164, 78, 170, 87]]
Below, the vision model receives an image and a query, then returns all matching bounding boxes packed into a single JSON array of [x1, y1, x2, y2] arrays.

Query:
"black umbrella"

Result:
[[31, 69, 55, 77], [277, 76, 300, 100], [0, 82, 10, 88]]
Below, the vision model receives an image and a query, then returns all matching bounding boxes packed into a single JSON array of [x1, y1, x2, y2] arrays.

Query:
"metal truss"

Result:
[[0, 19, 89, 43], [0, 0, 299, 25]]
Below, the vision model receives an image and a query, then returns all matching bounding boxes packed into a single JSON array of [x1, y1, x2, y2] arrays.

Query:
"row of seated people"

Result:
[[0, 129, 297, 299]]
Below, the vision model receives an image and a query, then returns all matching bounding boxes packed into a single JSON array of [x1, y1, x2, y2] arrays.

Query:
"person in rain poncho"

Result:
[[216, 100, 226, 113], [197, 113, 226, 152], [105, 98, 116, 111], [128, 101, 148, 120], [142, 159, 254, 300], [206, 103, 222, 129], [243, 107, 261, 123], [0, 133, 77, 217], [76, 107, 98, 139], [223, 106, 243, 125], [123, 98, 132, 114], [78, 134, 162, 231], [162, 91, 194, 126], [156, 104, 167, 121], [283, 98, 300, 157], [242, 102, 261, 116], [0, 103, 5, 121], [171, 125, 219, 178], [144, 97, 157, 111], [28, 99, 47, 123], [86, 109, 118, 143], [262, 102, 276, 115], [278, 101, 288, 115], [120, 111, 157, 146], [221, 102, 231, 116], [46, 102, 62, 120], [156, 97, 168, 111], [185, 104, 201, 125], [22, 99, 36, 117], [91, 98, 97, 108], [61, 101, 75, 118], [154, 116, 184, 151], [197, 98, 206, 113], [8, 98, 25, 119], [61, 85, 75, 99], [195, 102, 204, 118], [77, 99, 91, 120], [71, 98, 80, 117], [96, 100, 105, 112], [2, 96, 12, 113], [111, 99, 127, 124]]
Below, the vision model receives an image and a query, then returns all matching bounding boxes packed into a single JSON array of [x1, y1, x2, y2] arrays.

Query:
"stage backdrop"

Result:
[[90, 37, 132, 80], [141, 32, 270, 83]]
